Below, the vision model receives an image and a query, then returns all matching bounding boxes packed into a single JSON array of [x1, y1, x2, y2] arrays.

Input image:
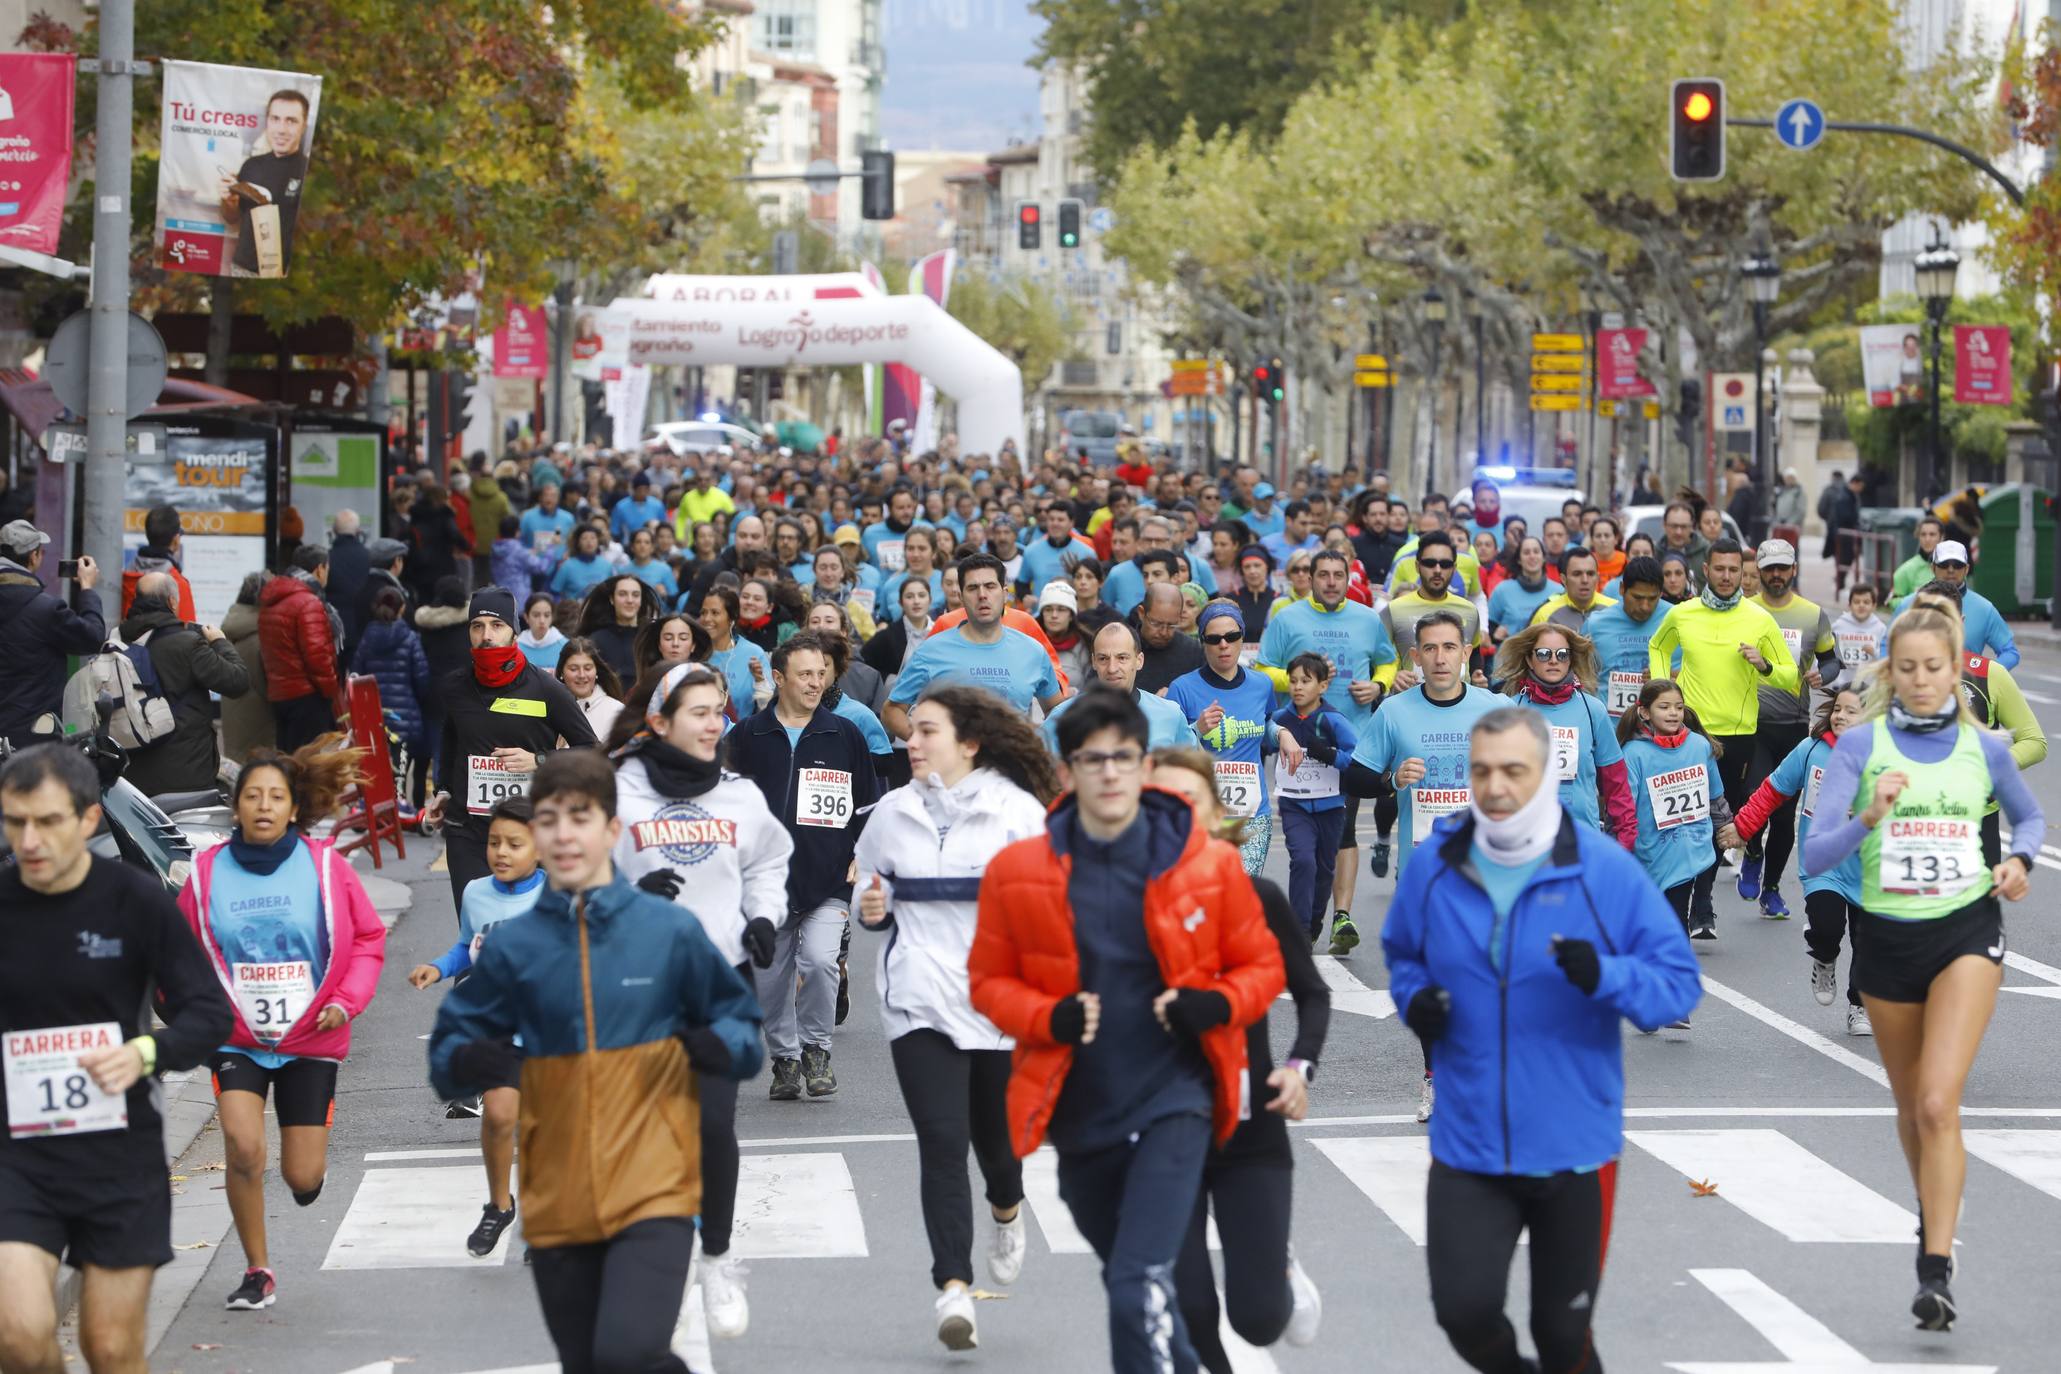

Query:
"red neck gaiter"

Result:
[[1523, 675, 1580, 707], [1647, 727, 1689, 749], [472, 643, 527, 688]]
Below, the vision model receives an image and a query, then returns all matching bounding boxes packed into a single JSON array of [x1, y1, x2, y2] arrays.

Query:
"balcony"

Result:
[[850, 40, 883, 72]]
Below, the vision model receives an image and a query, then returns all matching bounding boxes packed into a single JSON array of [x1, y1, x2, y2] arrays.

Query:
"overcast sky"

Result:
[[879, 0, 1043, 154]]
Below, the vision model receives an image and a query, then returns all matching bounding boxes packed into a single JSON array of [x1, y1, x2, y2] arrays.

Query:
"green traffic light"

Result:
[[1270, 387, 1283, 401]]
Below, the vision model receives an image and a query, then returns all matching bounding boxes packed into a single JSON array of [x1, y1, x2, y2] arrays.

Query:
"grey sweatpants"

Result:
[[754, 900, 847, 1057]]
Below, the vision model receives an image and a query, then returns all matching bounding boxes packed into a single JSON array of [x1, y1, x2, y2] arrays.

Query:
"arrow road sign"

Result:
[[1774, 98, 1824, 152]]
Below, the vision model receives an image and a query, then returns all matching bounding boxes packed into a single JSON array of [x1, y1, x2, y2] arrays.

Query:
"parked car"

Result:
[[647, 420, 767, 457], [1620, 505, 1745, 547], [1057, 409, 1124, 466]]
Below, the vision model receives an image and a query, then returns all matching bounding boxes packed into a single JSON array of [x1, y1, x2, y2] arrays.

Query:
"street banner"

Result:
[[1952, 325, 2012, 406], [1596, 328, 1657, 400], [0, 54, 75, 256], [1858, 323, 1926, 407], [155, 60, 322, 278], [124, 432, 270, 625], [492, 300, 547, 379]]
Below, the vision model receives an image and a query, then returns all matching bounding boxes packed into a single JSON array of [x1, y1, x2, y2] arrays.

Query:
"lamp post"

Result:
[[1914, 228, 1960, 506], [1469, 292, 1487, 469], [1422, 286, 1446, 500], [1741, 253, 1782, 541]]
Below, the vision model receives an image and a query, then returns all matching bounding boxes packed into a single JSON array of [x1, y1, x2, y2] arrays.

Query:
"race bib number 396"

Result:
[[798, 768, 854, 828], [5, 1023, 127, 1139]]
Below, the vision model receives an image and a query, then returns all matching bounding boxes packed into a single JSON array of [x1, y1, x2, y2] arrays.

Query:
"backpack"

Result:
[[61, 629, 185, 748]]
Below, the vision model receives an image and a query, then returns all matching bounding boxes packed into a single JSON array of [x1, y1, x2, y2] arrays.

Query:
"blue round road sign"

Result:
[[1775, 98, 1825, 151]]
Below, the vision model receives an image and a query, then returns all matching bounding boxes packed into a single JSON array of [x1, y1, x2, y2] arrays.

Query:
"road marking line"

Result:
[[1963, 1129, 2061, 1203], [731, 1152, 868, 1258], [1696, 976, 1888, 1087], [322, 1166, 518, 1270], [1668, 1267, 1996, 1373], [2020, 688, 2061, 705], [1310, 1137, 1434, 1246], [2004, 948, 2061, 983], [1626, 1129, 1915, 1243], [1285, 955, 1394, 1018], [1020, 1148, 1218, 1255]]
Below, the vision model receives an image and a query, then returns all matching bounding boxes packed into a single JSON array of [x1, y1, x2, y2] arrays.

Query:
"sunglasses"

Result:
[[1531, 647, 1572, 663], [1417, 558, 1455, 570], [1201, 631, 1245, 646], [1935, 561, 1968, 571]]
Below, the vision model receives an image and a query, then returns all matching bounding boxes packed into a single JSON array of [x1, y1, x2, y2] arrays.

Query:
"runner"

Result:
[[1382, 707, 1699, 1374], [1799, 605, 2043, 1330], [1888, 516, 1945, 600], [1890, 540, 2019, 667], [1584, 555, 1673, 719], [428, 749, 764, 1374], [1151, 746, 1330, 1372], [421, 588, 599, 915], [883, 554, 1065, 734], [1382, 531, 1484, 680], [1485, 537, 1555, 645], [851, 685, 1055, 1350], [1720, 686, 1870, 1034], [610, 662, 792, 1339], [1828, 582, 1889, 691], [729, 631, 879, 1101], [1042, 620, 1199, 752], [408, 795, 544, 1254], [1269, 654, 1359, 945], [1739, 539, 1841, 918], [1529, 545, 1617, 635], [177, 738, 389, 1311], [555, 637, 625, 741], [1491, 622, 1636, 847], [1616, 678, 1731, 962], [1166, 602, 1297, 876], [0, 744, 233, 1374], [968, 685, 1285, 1374]]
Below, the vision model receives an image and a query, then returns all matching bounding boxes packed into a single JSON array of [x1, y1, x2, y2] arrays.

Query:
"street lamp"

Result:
[[1468, 292, 1487, 470], [1423, 287, 1447, 500], [1914, 227, 1960, 505], [1741, 253, 1782, 540]]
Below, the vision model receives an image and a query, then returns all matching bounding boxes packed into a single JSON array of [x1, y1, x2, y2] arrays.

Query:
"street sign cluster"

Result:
[[1530, 333, 1583, 412], [1168, 358, 1226, 397], [1353, 352, 1391, 389]]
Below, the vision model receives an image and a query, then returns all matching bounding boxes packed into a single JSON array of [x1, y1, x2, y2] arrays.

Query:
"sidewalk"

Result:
[[1793, 543, 2059, 651]]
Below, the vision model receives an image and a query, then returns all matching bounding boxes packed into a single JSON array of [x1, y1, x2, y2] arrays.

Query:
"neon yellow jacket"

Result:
[[1645, 598, 1797, 735]]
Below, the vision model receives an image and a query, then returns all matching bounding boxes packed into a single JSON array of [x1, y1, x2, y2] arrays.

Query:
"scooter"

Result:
[[0, 725, 233, 893]]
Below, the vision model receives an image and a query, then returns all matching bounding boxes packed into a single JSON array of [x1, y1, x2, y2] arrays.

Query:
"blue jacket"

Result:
[[426, 874, 763, 1245], [726, 703, 879, 914], [1381, 812, 1700, 1175], [350, 616, 434, 750], [490, 538, 554, 604]]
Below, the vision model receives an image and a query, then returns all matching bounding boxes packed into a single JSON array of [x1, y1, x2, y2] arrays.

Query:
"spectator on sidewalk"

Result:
[[352, 584, 435, 805], [327, 508, 371, 642], [115, 571, 249, 797], [259, 545, 344, 752], [1771, 468, 1805, 531], [1818, 470, 1862, 597], [350, 537, 412, 660], [406, 483, 468, 605], [0, 521, 105, 746], [220, 571, 276, 761], [120, 503, 197, 621]]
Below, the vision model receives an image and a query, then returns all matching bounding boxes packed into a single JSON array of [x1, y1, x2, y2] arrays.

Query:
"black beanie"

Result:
[[467, 585, 517, 626]]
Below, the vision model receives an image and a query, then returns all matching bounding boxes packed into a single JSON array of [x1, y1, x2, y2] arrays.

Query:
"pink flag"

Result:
[[492, 301, 547, 379], [0, 55, 76, 257], [1952, 325, 2011, 406], [1596, 328, 1657, 400]]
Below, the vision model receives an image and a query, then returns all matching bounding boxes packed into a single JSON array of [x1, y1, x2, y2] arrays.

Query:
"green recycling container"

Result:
[[1972, 484, 2053, 616]]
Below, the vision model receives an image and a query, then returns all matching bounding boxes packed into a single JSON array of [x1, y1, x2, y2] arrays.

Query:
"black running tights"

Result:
[[1174, 1157, 1294, 1374], [697, 958, 752, 1258], [889, 1028, 1023, 1289], [531, 1216, 697, 1374], [1804, 889, 1863, 1008]]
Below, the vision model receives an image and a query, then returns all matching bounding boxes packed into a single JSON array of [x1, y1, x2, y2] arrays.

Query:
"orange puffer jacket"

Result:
[[970, 787, 1285, 1156]]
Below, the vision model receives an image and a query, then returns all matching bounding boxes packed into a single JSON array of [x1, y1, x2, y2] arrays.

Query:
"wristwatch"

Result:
[[1285, 1057, 1315, 1085]]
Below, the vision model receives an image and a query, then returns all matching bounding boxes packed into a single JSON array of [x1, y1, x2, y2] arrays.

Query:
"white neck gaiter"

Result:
[[1468, 779, 1562, 868]]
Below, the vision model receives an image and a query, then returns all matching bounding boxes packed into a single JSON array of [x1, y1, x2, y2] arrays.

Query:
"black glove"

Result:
[[1160, 988, 1232, 1037], [450, 1037, 523, 1088], [1049, 995, 1089, 1044], [680, 1025, 733, 1076], [744, 917, 777, 970], [1553, 937, 1601, 996], [1304, 735, 1338, 766], [1404, 986, 1451, 1044], [637, 868, 684, 900]]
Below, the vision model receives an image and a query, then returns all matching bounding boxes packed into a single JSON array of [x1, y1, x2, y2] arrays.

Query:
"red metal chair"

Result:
[[331, 674, 406, 867]]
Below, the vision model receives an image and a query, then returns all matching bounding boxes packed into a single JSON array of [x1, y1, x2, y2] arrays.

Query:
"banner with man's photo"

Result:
[[155, 60, 322, 279], [1858, 323, 1927, 407]]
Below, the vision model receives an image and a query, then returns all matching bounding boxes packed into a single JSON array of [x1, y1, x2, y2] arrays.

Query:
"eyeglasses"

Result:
[[1935, 561, 1968, 571], [1200, 631, 1245, 646], [1417, 558, 1455, 570], [1068, 748, 1144, 774], [1531, 647, 1572, 663]]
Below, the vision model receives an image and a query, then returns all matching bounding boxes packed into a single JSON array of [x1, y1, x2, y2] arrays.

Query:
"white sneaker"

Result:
[[987, 1208, 1027, 1285], [935, 1285, 978, 1350], [1811, 958, 1838, 1007], [702, 1253, 750, 1339], [1847, 1004, 1873, 1037], [1416, 1075, 1435, 1124], [1284, 1247, 1322, 1346]]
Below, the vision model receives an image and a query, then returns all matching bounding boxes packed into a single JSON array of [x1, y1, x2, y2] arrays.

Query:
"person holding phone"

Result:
[[0, 521, 105, 747]]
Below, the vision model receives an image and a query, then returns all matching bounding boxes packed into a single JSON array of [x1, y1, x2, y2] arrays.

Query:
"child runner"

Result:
[[1269, 653, 1358, 943], [1828, 583, 1888, 692]]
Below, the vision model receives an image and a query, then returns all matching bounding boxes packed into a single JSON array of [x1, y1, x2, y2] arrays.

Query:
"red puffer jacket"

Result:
[[970, 788, 1285, 1155], [258, 573, 340, 702]]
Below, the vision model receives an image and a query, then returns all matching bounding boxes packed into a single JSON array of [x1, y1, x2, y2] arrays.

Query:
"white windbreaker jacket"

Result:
[[613, 754, 793, 968]]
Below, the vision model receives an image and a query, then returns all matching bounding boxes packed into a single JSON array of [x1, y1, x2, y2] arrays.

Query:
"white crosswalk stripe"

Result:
[[728, 1152, 870, 1258], [1963, 1128, 2061, 1203], [323, 1165, 521, 1270], [1625, 1129, 1916, 1242]]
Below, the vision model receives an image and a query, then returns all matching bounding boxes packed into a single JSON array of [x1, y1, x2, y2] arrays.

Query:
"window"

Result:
[[755, 2, 816, 58]]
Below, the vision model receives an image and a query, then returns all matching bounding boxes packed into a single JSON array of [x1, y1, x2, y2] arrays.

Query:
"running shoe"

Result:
[[801, 1044, 837, 1097], [1328, 914, 1361, 957], [987, 1208, 1027, 1285], [1758, 890, 1791, 920], [768, 1056, 803, 1101], [1284, 1246, 1322, 1346], [1690, 918, 1718, 942], [1416, 1074, 1435, 1124], [1912, 1256, 1956, 1331], [1736, 854, 1763, 902], [935, 1285, 978, 1350], [1847, 1004, 1873, 1037], [445, 1094, 484, 1120], [1811, 958, 1838, 1006], [1370, 841, 1392, 879], [702, 1253, 750, 1339], [468, 1201, 517, 1257], [1666, 1017, 1693, 1030], [225, 1267, 276, 1311]]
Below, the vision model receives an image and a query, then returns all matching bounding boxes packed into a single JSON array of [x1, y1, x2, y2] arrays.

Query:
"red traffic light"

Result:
[[1019, 204, 1040, 224], [1682, 90, 1714, 122]]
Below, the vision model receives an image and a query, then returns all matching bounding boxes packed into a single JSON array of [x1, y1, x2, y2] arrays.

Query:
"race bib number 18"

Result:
[[798, 767, 854, 828], [4, 1023, 127, 1139]]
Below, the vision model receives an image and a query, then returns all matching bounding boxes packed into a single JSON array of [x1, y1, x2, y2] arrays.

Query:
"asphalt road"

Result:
[[129, 615, 2061, 1374]]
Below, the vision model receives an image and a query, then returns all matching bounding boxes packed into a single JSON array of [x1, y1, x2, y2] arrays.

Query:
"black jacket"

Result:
[[0, 561, 105, 742], [859, 614, 922, 679], [434, 661, 597, 837], [727, 703, 878, 914], [327, 533, 371, 646], [117, 601, 251, 798]]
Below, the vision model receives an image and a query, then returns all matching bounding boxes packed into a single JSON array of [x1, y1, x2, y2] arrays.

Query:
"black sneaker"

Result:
[[225, 1267, 275, 1311], [1370, 841, 1391, 879], [468, 1202, 517, 1257], [445, 1094, 484, 1120], [802, 1044, 837, 1097], [1690, 919, 1718, 941], [769, 1056, 803, 1101], [1912, 1271, 1956, 1331], [1328, 914, 1360, 957]]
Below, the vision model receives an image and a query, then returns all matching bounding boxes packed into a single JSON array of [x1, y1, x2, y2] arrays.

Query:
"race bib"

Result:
[[1606, 671, 1644, 717], [1878, 816, 1983, 898], [531, 529, 561, 554], [1273, 753, 1339, 801], [1410, 787, 1470, 846], [1213, 760, 1261, 818], [468, 754, 528, 816], [1801, 765, 1824, 820], [876, 539, 907, 573], [5, 1023, 127, 1139], [1645, 765, 1709, 830], [234, 961, 315, 1041], [849, 587, 876, 615], [1238, 644, 1260, 668], [798, 767, 854, 828], [1836, 631, 1878, 668], [1781, 627, 1804, 663], [1550, 726, 1580, 782]]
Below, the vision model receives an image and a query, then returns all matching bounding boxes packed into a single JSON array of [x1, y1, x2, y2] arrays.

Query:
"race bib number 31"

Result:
[[1878, 816, 1982, 898], [1214, 760, 1261, 818], [5, 1023, 127, 1139], [798, 767, 854, 828], [234, 961, 315, 1041], [468, 754, 526, 816]]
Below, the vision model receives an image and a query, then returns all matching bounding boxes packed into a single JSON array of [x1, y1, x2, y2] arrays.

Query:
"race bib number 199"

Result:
[[798, 768, 854, 828], [1606, 671, 1644, 717], [468, 754, 526, 817], [4, 1023, 127, 1139]]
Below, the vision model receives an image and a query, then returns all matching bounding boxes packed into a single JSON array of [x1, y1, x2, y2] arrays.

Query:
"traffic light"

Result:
[[1057, 199, 1083, 249], [1252, 359, 1285, 406], [1670, 78, 1725, 181], [1675, 377, 1702, 450], [861, 150, 895, 220], [1016, 201, 1041, 251]]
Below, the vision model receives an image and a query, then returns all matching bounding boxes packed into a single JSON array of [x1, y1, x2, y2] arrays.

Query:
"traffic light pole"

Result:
[[1730, 117, 2023, 206], [83, 0, 137, 587]]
